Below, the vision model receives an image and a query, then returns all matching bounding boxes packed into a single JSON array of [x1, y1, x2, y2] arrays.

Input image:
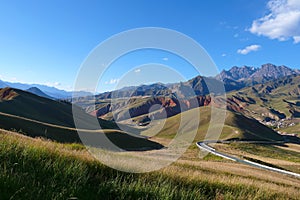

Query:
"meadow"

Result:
[[1, 129, 300, 199]]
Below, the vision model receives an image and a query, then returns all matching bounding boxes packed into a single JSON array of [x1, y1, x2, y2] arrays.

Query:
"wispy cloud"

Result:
[[162, 57, 169, 61], [293, 36, 300, 44], [249, 0, 300, 44], [45, 81, 61, 87], [237, 44, 261, 55], [221, 53, 227, 57], [105, 78, 119, 85], [134, 69, 141, 73]]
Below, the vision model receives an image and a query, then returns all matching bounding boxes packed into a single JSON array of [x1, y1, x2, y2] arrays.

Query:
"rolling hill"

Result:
[[0, 86, 284, 149], [143, 106, 283, 143], [0, 87, 94, 128], [0, 87, 163, 150]]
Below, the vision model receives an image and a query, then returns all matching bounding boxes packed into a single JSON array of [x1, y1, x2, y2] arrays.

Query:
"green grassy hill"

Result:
[[0, 88, 162, 150], [144, 106, 283, 142], [0, 87, 116, 128]]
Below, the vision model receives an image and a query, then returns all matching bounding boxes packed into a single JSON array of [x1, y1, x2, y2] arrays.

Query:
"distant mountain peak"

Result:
[[217, 63, 300, 82], [216, 65, 257, 81], [0, 79, 93, 99], [261, 63, 275, 67], [26, 87, 53, 99], [250, 63, 299, 80], [0, 80, 8, 89]]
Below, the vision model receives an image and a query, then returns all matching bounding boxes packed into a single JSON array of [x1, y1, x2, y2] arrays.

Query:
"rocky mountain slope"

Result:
[[226, 74, 300, 134], [89, 63, 300, 101], [217, 63, 300, 86], [75, 64, 300, 136]]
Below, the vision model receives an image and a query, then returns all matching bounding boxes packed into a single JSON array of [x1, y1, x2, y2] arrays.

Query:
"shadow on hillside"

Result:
[[0, 113, 164, 152], [79, 131, 164, 152], [282, 135, 300, 145], [233, 114, 284, 141]]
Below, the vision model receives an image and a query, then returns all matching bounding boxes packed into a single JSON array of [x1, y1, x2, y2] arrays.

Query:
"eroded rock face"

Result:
[[91, 95, 213, 121], [0, 88, 18, 101], [96, 104, 111, 117]]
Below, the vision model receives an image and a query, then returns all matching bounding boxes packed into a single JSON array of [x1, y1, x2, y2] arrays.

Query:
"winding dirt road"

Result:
[[196, 141, 300, 179]]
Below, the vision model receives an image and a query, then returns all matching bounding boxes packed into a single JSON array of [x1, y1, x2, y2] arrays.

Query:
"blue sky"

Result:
[[0, 0, 300, 92]]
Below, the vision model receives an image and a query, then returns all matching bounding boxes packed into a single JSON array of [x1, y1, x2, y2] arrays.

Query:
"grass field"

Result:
[[1, 129, 300, 199]]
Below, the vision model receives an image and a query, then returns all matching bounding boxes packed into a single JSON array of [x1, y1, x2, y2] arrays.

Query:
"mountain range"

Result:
[[71, 63, 300, 137], [94, 63, 300, 100], [217, 63, 299, 81], [2, 63, 299, 101], [0, 86, 284, 145], [217, 63, 300, 89], [0, 80, 92, 99], [0, 62, 299, 150]]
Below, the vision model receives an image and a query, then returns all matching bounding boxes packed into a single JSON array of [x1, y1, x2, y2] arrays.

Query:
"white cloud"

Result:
[[134, 69, 141, 73], [45, 81, 61, 87], [249, 0, 300, 43], [221, 53, 227, 57], [105, 78, 119, 85], [293, 36, 300, 43], [162, 57, 169, 61], [237, 44, 261, 55]]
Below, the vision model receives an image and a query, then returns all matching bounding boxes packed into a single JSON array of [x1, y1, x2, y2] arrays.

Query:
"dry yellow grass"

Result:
[[1, 129, 300, 199], [277, 143, 300, 153]]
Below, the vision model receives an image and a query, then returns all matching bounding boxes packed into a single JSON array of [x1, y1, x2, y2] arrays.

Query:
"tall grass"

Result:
[[0, 130, 296, 199]]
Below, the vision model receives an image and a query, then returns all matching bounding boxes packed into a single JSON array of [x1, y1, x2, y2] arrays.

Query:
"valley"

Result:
[[1, 64, 300, 199], [2, 0, 300, 199]]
